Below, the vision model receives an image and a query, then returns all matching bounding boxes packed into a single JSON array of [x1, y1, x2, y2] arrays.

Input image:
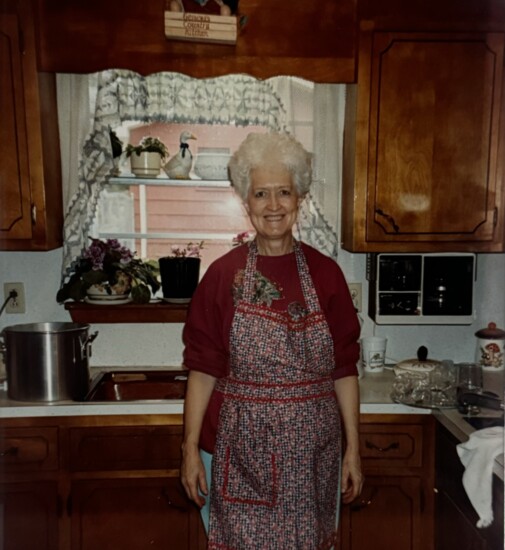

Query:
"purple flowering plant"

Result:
[[57, 238, 160, 304], [169, 241, 204, 258]]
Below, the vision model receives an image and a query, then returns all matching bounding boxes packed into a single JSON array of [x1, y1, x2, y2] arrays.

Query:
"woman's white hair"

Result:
[[228, 132, 312, 201]]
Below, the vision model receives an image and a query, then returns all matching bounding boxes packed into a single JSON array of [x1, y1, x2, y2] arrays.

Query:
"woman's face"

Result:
[[246, 165, 301, 245]]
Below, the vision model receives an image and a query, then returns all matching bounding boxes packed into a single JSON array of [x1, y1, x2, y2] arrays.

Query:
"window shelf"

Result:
[[64, 302, 188, 324]]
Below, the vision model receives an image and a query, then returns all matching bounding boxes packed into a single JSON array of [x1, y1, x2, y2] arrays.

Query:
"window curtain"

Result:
[[269, 79, 344, 259], [57, 70, 345, 278]]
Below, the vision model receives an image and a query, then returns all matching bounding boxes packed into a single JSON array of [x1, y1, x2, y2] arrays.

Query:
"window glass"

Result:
[[91, 111, 314, 277]]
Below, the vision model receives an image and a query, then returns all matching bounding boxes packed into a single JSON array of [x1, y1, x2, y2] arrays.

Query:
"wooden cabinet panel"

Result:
[[342, 31, 505, 252], [69, 425, 183, 471], [341, 476, 423, 550], [340, 416, 435, 550], [69, 477, 197, 550], [0, 0, 62, 251], [33, 0, 356, 82], [0, 14, 32, 240], [0, 427, 58, 473], [0, 481, 59, 550], [360, 423, 423, 468]]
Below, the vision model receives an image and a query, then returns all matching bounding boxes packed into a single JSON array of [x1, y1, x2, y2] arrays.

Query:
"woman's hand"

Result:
[[333, 375, 363, 503], [181, 441, 208, 508], [340, 448, 364, 504], [180, 370, 217, 507]]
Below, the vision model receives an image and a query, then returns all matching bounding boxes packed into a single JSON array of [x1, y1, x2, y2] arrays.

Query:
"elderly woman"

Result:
[[181, 132, 363, 549]]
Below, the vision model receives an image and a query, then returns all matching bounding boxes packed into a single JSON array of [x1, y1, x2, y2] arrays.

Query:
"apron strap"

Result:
[[293, 241, 322, 314]]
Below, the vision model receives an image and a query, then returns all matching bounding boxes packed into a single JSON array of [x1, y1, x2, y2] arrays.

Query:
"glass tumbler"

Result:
[[456, 362, 483, 392]]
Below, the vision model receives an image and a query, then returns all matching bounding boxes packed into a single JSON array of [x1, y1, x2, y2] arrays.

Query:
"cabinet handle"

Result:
[[31, 204, 37, 225], [0, 446, 19, 458], [161, 486, 189, 513], [350, 487, 378, 512], [375, 209, 399, 233], [365, 440, 400, 453]]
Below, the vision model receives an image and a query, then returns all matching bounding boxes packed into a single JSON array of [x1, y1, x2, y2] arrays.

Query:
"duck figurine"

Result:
[[163, 131, 197, 179]]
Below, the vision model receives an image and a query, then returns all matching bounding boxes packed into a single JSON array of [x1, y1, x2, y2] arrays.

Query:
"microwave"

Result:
[[367, 253, 476, 325]]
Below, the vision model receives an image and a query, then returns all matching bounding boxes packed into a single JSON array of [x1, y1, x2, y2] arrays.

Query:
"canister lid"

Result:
[[475, 322, 505, 340]]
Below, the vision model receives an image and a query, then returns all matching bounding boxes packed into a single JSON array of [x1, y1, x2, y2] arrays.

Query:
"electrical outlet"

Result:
[[4, 282, 26, 314], [348, 282, 362, 312]]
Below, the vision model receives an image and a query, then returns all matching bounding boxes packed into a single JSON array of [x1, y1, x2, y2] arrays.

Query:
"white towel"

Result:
[[456, 426, 504, 528]]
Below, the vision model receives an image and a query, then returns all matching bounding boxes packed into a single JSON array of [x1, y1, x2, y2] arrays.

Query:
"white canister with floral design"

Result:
[[475, 322, 505, 370]]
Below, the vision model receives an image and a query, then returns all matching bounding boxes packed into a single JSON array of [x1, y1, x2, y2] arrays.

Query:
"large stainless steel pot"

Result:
[[1, 322, 98, 402]]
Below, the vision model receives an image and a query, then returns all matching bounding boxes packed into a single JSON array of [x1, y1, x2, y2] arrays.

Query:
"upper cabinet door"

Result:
[[0, 14, 33, 241], [0, 0, 63, 251], [342, 31, 505, 252]]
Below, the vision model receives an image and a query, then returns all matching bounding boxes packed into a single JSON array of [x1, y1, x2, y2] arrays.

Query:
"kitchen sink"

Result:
[[85, 370, 188, 402]]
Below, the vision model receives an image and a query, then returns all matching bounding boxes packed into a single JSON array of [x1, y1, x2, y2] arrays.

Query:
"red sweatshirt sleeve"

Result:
[[182, 247, 246, 378]]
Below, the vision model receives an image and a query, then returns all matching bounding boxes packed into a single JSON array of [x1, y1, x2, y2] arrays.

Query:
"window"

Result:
[[92, 117, 314, 275]]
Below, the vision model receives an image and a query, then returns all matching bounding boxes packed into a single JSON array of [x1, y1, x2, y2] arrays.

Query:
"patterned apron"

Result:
[[208, 241, 341, 550]]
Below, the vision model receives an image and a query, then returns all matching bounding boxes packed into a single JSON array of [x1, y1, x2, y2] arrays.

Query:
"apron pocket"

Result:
[[222, 446, 278, 507]]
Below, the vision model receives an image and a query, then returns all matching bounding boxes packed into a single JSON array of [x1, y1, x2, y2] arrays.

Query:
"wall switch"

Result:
[[348, 282, 362, 312], [4, 282, 26, 314]]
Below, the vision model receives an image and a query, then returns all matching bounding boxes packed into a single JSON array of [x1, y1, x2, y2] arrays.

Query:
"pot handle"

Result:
[[80, 331, 99, 360]]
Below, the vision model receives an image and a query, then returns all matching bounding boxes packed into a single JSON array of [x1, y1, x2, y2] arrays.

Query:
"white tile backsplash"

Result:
[[1, 247, 504, 367]]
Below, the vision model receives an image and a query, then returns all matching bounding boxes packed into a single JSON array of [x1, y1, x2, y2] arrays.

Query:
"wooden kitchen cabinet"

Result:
[[339, 415, 435, 550], [0, 0, 62, 251], [0, 426, 60, 550], [69, 477, 200, 550], [32, 0, 356, 83], [0, 481, 60, 550], [342, 30, 505, 253], [0, 416, 206, 550], [67, 422, 206, 550], [435, 423, 504, 550]]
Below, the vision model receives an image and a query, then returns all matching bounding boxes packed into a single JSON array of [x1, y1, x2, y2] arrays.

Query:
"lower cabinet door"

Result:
[[70, 477, 201, 550], [339, 476, 423, 550], [0, 481, 59, 550]]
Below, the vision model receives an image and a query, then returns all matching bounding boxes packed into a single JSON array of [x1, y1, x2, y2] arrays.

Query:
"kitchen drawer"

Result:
[[0, 427, 58, 472], [69, 425, 183, 472], [360, 424, 423, 468]]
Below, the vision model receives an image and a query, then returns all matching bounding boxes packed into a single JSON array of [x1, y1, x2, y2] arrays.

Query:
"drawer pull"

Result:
[[350, 487, 377, 512], [365, 440, 400, 453], [0, 446, 19, 458], [161, 486, 189, 513]]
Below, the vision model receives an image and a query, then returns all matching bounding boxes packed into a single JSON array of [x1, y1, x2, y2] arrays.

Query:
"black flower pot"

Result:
[[159, 257, 201, 303]]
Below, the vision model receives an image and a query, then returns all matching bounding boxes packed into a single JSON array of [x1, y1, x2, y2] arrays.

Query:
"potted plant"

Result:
[[56, 238, 160, 304], [125, 136, 169, 178], [158, 242, 204, 303]]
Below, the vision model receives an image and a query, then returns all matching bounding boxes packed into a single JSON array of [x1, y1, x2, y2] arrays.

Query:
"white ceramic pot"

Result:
[[130, 151, 162, 178], [475, 322, 505, 370], [193, 147, 231, 180]]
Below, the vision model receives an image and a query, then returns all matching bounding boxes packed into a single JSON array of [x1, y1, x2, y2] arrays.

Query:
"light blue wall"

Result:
[[1, 248, 503, 366]]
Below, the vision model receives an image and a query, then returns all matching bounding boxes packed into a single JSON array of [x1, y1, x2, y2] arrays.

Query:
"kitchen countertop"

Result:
[[0, 366, 430, 418], [0, 366, 503, 478]]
